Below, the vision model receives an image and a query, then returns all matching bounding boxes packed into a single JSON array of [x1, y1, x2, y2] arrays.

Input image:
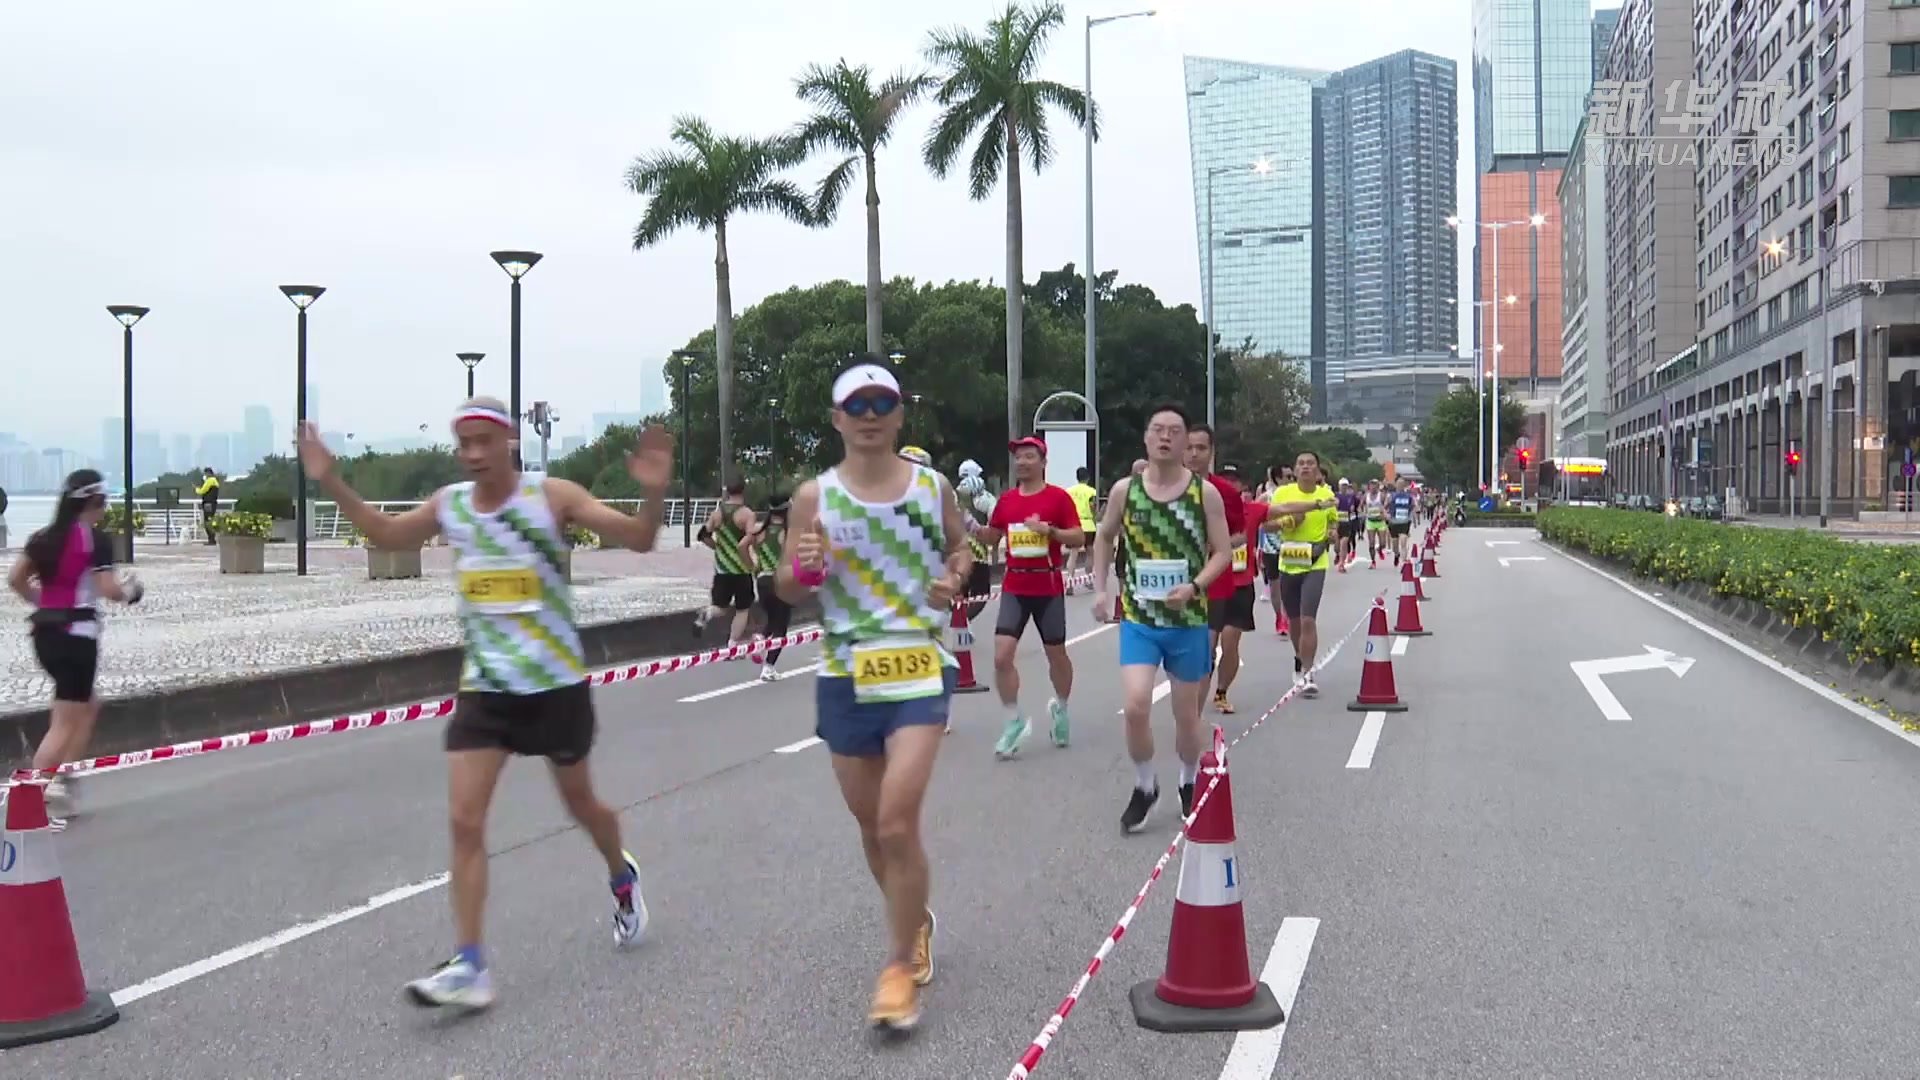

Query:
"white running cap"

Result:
[[831, 364, 901, 406]]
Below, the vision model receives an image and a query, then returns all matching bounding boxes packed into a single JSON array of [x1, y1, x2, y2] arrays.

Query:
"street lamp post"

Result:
[[1084, 8, 1156, 475], [106, 305, 149, 563], [672, 350, 697, 548], [489, 250, 543, 462], [457, 352, 484, 399], [766, 396, 781, 481], [1448, 214, 1544, 495], [280, 285, 325, 577]]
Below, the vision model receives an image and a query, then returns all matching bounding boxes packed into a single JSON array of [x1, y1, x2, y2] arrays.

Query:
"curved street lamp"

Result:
[[489, 250, 543, 459], [106, 305, 150, 562], [280, 285, 325, 576], [456, 351, 485, 398]]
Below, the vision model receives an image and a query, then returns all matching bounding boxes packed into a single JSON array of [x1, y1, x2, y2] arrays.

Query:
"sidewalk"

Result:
[[0, 542, 713, 711], [1729, 512, 1920, 543]]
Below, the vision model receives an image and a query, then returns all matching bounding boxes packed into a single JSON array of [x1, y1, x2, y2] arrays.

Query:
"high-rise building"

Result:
[[134, 431, 162, 482], [172, 434, 193, 475], [1590, 8, 1621, 84], [1471, 0, 1592, 409], [1184, 56, 1325, 371], [590, 412, 643, 439], [1611, 0, 1920, 517], [100, 418, 124, 488], [1318, 50, 1460, 421], [1557, 114, 1610, 460], [195, 433, 231, 475], [243, 405, 274, 468]]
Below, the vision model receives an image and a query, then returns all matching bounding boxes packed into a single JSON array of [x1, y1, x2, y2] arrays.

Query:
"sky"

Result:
[[0, 0, 1472, 451]]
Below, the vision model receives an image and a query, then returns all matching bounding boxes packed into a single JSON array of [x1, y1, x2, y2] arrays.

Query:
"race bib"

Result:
[[1008, 526, 1048, 560], [458, 556, 542, 613], [1231, 544, 1248, 573], [1280, 542, 1316, 570], [851, 635, 944, 704], [1132, 558, 1189, 601], [1365, 506, 1384, 520]]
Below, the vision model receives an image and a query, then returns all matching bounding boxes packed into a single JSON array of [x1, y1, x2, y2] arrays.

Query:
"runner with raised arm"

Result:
[[1266, 450, 1339, 697], [298, 399, 673, 1010]]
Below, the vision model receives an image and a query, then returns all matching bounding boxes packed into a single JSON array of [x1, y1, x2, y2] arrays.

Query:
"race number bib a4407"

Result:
[[1007, 526, 1048, 560], [851, 636, 944, 703], [457, 556, 542, 613], [1131, 558, 1189, 601]]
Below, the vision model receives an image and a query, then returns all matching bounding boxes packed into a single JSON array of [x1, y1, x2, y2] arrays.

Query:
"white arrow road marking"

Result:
[[1569, 645, 1697, 721], [1485, 540, 1524, 547], [1217, 918, 1321, 1079], [1498, 556, 1547, 567]]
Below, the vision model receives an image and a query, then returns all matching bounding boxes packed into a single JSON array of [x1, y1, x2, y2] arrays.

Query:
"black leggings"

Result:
[[756, 576, 793, 664]]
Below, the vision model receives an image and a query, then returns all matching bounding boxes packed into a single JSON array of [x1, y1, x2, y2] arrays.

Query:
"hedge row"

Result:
[[1538, 507, 1920, 667]]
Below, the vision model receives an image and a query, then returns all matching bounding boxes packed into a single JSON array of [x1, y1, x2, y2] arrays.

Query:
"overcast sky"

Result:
[[1, 0, 1471, 450]]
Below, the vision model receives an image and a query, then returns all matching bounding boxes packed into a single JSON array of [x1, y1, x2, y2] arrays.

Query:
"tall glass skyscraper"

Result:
[[1184, 57, 1325, 366], [1472, 0, 1592, 170]]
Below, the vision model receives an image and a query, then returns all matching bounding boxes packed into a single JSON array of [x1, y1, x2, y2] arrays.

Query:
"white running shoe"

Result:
[[405, 958, 496, 1010], [612, 850, 649, 948], [759, 664, 778, 682]]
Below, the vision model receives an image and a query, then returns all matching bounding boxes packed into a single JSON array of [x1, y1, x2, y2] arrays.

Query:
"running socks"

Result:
[[610, 864, 638, 908], [1178, 759, 1199, 787], [1133, 761, 1156, 793], [457, 944, 486, 972]]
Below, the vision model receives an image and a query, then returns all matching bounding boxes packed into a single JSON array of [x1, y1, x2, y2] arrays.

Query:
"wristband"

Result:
[[792, 555, 827, 588]]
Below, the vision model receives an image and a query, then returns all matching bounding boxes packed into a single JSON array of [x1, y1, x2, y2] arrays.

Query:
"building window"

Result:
[[1891, 175, 1920, 207], [1894, 42, 1920, 75], [1892, 109, 1920, 140]]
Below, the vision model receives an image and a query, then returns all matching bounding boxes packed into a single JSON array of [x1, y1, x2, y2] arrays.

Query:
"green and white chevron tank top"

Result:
[[815, 464, 956, 679], [711, 506, 751, 575], [1118, 473, 1210, 629], [437, 480, 586, 695]]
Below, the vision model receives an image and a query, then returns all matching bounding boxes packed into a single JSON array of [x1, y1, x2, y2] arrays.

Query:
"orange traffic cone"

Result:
[[1421, 544, 1441, 579], [948, 599, 990, 694], [0, 782, 119, 1049], [1349, 601, 1409, 712], [1392, 561, 1430, 637], [1131, 739, 1285, 1034], [1410, 546, 1429, 600]]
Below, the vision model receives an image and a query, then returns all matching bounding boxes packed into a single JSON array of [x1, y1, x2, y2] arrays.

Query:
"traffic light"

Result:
[[1785, 444, 1802, 475], [1517, 447, 1531, 469]]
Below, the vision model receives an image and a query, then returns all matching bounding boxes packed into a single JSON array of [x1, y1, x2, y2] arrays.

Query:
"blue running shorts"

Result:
[[815, 668, 957, 758], [1117, 621, 1212, 683]]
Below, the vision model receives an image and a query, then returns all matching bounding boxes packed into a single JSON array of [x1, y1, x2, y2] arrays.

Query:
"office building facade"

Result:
[[1320, 50, 1461, 396], [1608, 0, 1920, 517], [1558, 115, 1610, 459], [1184, 56, 1325, 376], [1591, 8, 1622, 83]]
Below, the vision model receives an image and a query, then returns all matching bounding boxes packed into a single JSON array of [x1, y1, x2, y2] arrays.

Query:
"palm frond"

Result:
[[794, 111, 863, 156], [810, 154, 860, 222], [736, 179, 817, 228], [1015, 86, 1055, 173], [966, 120, 1007, 201], [1009, 0, 1066, 81], [923, 92, 993, 178], [1030, 79, 1093, 141], [632, 194, 709, 249]]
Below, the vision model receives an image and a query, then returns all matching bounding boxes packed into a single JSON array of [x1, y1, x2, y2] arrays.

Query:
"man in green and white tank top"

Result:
[[776, 360, 971, 1035], [1088, 404, 1233, 834], [297, 396, 676, 1013], [741, 493, 793, 682], [696, 478, 757, 647]]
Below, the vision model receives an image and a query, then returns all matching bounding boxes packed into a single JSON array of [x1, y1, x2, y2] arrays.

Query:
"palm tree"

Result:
[[794, 60, 932, 356], [627, 117, 813, 475], [923, 0, 1093, 444]]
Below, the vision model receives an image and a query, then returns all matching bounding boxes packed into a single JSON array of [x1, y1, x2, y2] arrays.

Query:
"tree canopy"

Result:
[[1414, 385, 1528, 490]]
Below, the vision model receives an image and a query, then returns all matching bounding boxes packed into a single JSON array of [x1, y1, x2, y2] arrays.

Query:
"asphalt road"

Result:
[[10, 528, 1920, 1078]]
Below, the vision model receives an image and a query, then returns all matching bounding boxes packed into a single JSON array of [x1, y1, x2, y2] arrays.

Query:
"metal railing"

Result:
[[73, 497, 725, 544]]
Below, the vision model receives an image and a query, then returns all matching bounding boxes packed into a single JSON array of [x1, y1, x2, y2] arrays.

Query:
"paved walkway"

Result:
[[1, 542, 712, 711]]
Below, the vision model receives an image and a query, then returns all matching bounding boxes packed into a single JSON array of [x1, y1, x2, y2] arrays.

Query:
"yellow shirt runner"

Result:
[[1268, 483, 1337, 574], [1066, 482, 1098, 531]]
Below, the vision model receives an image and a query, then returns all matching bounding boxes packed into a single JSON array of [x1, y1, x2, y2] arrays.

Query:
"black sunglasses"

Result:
[[841, 394, 901, 418]]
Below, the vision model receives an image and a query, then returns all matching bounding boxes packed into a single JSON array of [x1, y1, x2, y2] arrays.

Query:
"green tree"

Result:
[[1415, 384, 1527, 490], [793, 60, 932, 356], [1300, 427, 1369, 464], [626, 118, 815, 479], [923, 0, 1094, 464], [1215, 350, 1309, 478]]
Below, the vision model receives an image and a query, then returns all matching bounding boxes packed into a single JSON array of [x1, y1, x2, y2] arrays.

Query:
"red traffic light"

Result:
[[1785, 449, 1802, 465], [1517, 448, 1531, 467]]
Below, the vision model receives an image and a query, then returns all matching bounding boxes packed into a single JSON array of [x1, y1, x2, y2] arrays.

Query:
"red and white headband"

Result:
[[452, 405, 514, 432]]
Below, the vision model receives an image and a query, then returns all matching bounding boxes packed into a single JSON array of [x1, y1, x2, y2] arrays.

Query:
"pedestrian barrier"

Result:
[[1349, 599, 1408, 712], [1130, 726, 1286, 1033], [0, 782, 118, 1049], [1004, 595, 1384, 1080], [1392, 561, 1430, 637]]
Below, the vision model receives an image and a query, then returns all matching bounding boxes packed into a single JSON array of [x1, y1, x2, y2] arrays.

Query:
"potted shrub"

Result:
[[557, 525, 601, 584], [211, 510, 271, 574], [101, 505, 146, 563], [234, 491, 298, 542], [366, 529, 423, 580]]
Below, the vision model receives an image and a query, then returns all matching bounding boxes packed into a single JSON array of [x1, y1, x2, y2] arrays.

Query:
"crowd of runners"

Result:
[[9, 353, 1443, 1036]]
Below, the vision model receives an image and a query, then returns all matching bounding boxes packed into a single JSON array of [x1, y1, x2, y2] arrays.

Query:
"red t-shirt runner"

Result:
[[1236, 496, 1266, 587], [1205, 474, 1244, 602], [989, 484, 1083, 597]]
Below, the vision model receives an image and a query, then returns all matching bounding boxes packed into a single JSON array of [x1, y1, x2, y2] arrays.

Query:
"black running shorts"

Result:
[[1388, 522, 1412, 537], [1275, 570, 1326, 621], [446, 680, 597, 765], [32, 628, 99, 703], [710, 573, 756, 610], [995, 592, 1067, 645], [1208, 583, 1257, 632]]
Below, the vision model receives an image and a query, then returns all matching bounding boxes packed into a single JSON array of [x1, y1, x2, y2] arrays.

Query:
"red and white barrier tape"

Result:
[[1004, 592, 1385, 1080], [6, 569, 1102, 785]]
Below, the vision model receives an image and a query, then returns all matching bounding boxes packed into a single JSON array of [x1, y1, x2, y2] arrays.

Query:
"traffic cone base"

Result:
[[0, 784, 120, 1050], [1129, 978, 1285, 1035], [949, 601, 991, 695]]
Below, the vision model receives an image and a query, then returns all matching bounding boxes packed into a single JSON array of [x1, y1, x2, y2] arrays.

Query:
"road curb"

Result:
[[0, 600, 819, 769], [1544, 542, 1920, 719]]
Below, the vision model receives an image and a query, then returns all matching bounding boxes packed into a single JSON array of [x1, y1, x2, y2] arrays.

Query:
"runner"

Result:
[[296, 400, 672, 1010], [1386, 477, 1417, 564], [1090, 403, 1232, 830], [1265, 450, 1339, 697], [696, 479, 758, 647], [1362, 478, 1389, 567], [1064, 467, 1099, 593], [743, 490, 793, 682], [975, 436, 1084, 757], [775, 360, 968, 1032], [1334, 478, 1361, 571], [7, 469, 144, 824], [1215, 465, 1267, 712], [1181, 426, 1254, 714]]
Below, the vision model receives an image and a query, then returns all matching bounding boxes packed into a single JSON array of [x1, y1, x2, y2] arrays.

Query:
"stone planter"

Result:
[[367, 545, 424, 580], [555, 547, 574, 584], [270, 519, 297, 543], [218, 534, 267, 574], [110, 531, 132, 563]]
